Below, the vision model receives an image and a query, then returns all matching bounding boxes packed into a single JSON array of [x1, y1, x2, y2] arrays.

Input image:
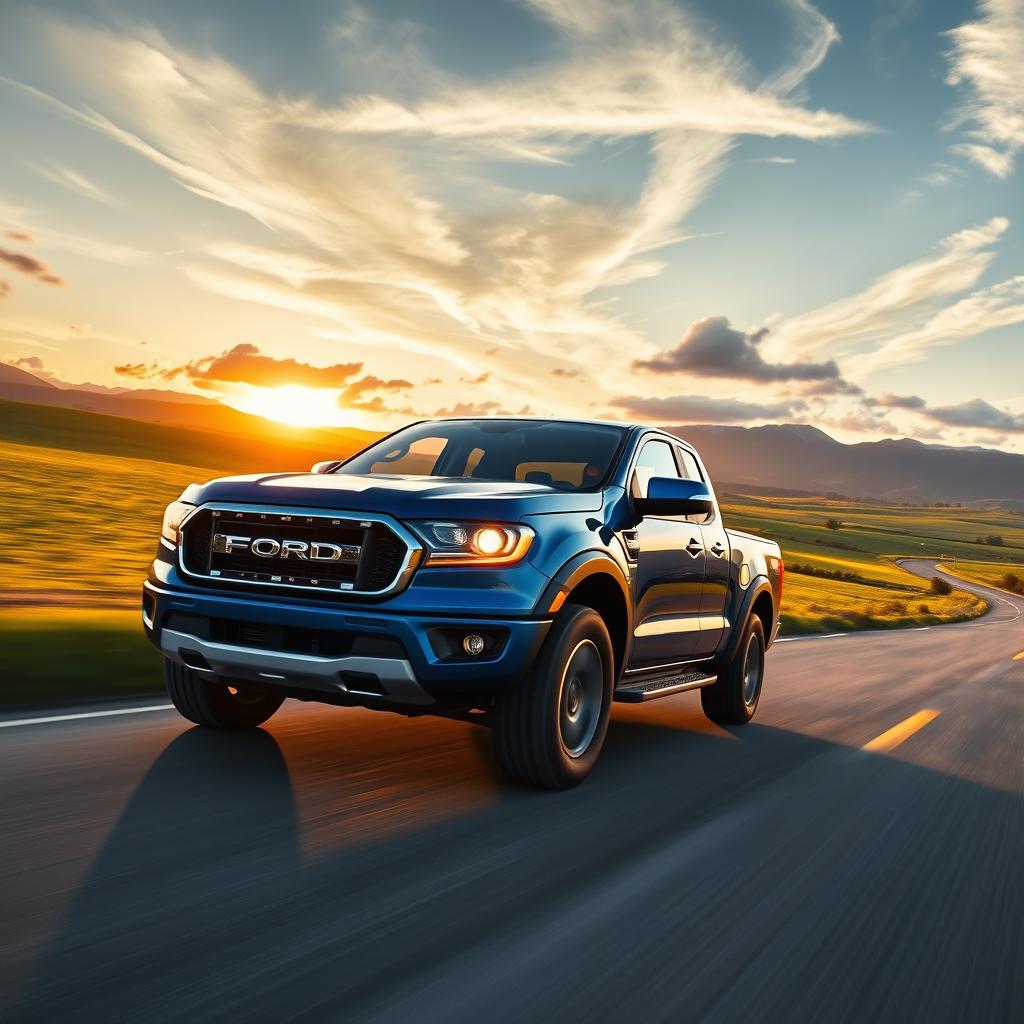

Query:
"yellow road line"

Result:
[[863, 709, 941, 753], [1013, 651, 1024, 661]]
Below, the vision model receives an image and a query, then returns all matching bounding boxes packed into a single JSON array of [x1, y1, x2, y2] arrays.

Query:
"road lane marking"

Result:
[[862, 709, 941, 753], [0, 704, 174, 729]]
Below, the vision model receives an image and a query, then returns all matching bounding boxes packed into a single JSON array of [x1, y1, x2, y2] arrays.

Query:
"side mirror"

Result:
[[311, 460, 341, 474], [634, 476, 714, 518]]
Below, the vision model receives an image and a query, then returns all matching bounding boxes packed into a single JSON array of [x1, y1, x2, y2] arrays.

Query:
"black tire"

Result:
[[701, 615, 765, 725], [492, 604, 614, 789], [164, 658, 284, 729]]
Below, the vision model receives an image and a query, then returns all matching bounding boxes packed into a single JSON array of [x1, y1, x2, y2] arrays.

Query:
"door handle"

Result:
[[710, 541, 726, 557], [685, 538, 704, 557]]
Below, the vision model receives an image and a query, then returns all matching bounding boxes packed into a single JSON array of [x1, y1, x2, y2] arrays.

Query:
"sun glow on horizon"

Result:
[[221, 384, 358, 429]]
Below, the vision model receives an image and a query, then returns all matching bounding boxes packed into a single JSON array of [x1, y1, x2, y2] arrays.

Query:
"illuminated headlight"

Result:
[[412, 521, 535, 566], [161, 499, 195, 544]]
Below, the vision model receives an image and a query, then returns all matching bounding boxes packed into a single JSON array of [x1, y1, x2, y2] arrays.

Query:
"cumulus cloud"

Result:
[[173, 343, 363, 390], [339, 374, 414, 413], [945, 0, 1024, 178], [608, 393, 804, 424], [924, 398, 1024, 433], [9, 2, 864, 408], [0, 248, 65, 285], [633, 315, 843, 382]]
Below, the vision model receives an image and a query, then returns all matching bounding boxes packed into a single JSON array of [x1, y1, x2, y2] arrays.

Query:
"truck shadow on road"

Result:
[[14, 710, 1024, 1022]]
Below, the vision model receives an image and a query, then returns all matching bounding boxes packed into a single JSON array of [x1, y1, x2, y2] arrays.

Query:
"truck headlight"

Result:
[[161, 500, 195, 544], [411, 521, 534, 566]]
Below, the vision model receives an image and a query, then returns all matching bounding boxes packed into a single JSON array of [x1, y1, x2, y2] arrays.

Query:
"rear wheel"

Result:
[[492, 604, 614, 789], [701, 615, 765, 725], [164, 658, 284, 729]]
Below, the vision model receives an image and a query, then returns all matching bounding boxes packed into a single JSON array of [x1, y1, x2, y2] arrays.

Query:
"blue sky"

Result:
[[1, 0, 1023, 446]]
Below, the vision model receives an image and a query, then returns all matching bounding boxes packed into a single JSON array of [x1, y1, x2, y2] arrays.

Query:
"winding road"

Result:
[[2, 561, 1022, 1022]]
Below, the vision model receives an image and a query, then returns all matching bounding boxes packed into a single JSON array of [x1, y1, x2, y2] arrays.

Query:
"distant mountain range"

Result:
[[675, 423, 1024, 508], [3, 362, 1024, 506]]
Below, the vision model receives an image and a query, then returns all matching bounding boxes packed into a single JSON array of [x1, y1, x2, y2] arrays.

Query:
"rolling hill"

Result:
[[675, 423, 1024, 506]]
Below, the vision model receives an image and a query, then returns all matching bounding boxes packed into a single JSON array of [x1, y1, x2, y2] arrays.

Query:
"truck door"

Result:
[[627, 438, 706, 668], [676, 445, 730, 656]]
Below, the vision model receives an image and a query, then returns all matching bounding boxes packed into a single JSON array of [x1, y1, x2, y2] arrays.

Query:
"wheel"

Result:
[[701, 615, 765, 725], [163, 658, 284, 729], [492, 604, 614, 789]]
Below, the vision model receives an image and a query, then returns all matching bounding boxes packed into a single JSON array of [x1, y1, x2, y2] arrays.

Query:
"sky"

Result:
[[1, 0, 1023, 448]]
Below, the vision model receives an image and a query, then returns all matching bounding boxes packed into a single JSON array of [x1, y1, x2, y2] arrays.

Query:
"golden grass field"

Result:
[[939, 559, 1024, 595], [4, 430, 1023, 704]]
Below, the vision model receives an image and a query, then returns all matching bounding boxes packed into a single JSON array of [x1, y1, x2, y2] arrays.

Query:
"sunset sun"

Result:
[[224, 384, 350, 428]]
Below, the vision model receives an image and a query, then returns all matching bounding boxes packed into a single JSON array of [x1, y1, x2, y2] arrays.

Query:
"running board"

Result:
[[614, 671, 717, 703]]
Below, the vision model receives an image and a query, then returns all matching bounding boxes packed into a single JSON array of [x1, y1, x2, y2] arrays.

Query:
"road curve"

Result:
[[2, 562, 1022, 1022]]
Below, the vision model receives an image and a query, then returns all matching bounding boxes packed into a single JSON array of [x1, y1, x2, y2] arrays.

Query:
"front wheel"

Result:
[[492, 604, 614, 789], [701, 615, 765, 725], [164, 659, 284, 729]]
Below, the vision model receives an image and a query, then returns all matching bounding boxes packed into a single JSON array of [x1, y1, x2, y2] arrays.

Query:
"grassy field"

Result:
[[939, 559, 1024, 596], [718, 493, 1022, 632], [3, 427, 1020, 706]]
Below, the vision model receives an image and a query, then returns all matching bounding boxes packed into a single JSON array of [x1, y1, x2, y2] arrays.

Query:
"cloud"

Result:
[[174, 343, 363, 389], [551, 367, 581, 378], [339, 374, 414, 412], [0, 281, 8, 298], [945, 0, 1024, 178], [633, 315, 843, 382], [766, 217, 1024, 372], [608, 393, 804, 424], [924, 398, 1024, 433], [36, 164, 114, 204], [869, 392, 927, 410], [0, 248, 65, 285], [5, 230, 31, 242], [10, 354, 45, 370], [7, 3, 864, 412]]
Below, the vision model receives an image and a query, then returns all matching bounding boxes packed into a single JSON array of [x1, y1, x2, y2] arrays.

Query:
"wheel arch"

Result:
[[537, 553, 631, 679]]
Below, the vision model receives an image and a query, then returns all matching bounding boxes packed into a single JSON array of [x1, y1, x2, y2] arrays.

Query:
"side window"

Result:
[[368, 435, 446, 475], [676, 446, 713, 524], [631, 439, 680, 499]]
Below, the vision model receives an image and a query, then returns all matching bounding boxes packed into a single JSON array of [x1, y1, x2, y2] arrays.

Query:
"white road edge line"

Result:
[[0, 704, 174, 729]]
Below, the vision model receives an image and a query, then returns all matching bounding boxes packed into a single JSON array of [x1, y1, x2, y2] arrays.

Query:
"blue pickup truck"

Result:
[[144, 418, 782, 788]]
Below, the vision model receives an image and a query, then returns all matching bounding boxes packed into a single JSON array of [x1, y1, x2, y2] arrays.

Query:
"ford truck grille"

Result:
[[179, 506, 418, 597]]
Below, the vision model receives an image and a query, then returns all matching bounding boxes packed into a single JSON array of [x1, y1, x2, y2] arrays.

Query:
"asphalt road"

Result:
[[2, 560, 1023, 1022]]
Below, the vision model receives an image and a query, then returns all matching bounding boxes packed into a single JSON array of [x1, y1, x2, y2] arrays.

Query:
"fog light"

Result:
[[463, 634, 486, 656]]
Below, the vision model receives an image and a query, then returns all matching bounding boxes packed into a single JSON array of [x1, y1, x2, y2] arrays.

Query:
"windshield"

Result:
[[338, 419, 627, 490]]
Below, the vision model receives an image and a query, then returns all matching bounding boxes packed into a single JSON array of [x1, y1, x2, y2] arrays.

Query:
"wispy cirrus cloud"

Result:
[[3, 0, 864, 419], [945, 0, 1024, 178], [761, 217, 1024, 372], [35, 164, 114, 204]]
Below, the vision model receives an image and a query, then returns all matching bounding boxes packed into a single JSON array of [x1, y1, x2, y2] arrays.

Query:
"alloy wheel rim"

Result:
[[558, 639, 603, 758], [742, 633, 763, 707]]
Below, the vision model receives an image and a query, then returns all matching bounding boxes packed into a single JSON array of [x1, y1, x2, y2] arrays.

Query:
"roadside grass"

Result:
[[0, 609, 162, 708], [0, 439, 220, 595]]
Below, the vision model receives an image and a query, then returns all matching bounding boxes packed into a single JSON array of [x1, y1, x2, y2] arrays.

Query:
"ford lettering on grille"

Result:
[[212, 533, 361, 564]]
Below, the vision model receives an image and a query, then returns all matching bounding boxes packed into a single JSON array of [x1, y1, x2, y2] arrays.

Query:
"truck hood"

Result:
[[185, 472, 604, 520]]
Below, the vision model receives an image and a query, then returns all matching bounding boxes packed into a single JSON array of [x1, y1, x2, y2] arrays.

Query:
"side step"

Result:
[[614, 671, 717, 703]]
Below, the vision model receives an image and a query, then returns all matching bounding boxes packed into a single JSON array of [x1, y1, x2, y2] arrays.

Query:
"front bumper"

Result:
[[143, 580, 552, 708]]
